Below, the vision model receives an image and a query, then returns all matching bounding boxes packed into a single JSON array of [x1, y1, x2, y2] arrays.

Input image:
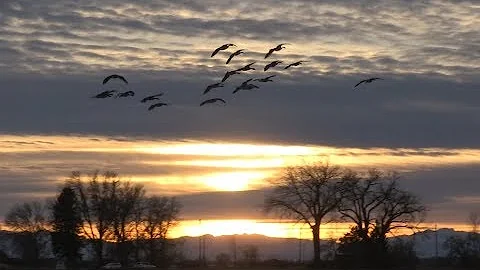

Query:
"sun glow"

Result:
[[169, 219, 319, 239], [169, 220, 476, 240], [202, 171, 267, 191]]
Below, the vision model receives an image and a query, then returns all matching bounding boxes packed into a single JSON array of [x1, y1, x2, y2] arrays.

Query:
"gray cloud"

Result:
[[1, 0, 480, 228]]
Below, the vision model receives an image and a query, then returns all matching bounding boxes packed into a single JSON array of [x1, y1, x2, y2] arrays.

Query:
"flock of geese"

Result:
[[91, 43, 383, 110]]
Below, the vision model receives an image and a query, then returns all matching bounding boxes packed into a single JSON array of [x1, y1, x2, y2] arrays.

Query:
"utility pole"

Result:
[[434, 223, 438, 260], [198, 219, 202, 264], [202, 233, 206, 264], [232, 234, 237, 266], [298, 228, 302, 263]]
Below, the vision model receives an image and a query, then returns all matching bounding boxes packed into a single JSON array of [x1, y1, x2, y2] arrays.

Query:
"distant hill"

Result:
[[0, 228, 472, 262]]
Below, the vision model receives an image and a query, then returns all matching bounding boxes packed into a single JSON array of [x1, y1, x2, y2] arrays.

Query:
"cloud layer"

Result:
[[1, 1, 479, 231], [1, 135, 480, 224]]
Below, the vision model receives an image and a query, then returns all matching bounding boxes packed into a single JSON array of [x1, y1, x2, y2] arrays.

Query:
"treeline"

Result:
[[443, 212, 480, 268], [4, 170, 181, 268]]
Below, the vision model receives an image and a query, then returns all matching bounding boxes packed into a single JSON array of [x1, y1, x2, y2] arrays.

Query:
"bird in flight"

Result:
[[354, 77, 384, 88], [141, 93, 164, 103], [226, 49, 245, 64], [92, 90, 116, 98], [264, 60, 283, 71], [235, 62, 256, 72], [264, 43, 290, 59], [233, 83, 259, 94], [116, 91, 135, 98], [222, 70, 240, 82], [103, 74, 128, 85], [148, 102, 169, 111], [284, 61, 308, 69], [203, 82, 224, 95], [254, 75, 276, 82], [200, 98, 226, 106], [211, 43, 236, 57], [239, 78, 253, 86]]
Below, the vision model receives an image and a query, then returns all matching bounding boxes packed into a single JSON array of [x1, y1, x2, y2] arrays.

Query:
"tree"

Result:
[[239, 245, 259, 266], [142, 196, 181, 266], [337, 169, 426, 267], [5, 201, 46, 232], [66, 170, 182, 266], [51, 186, 83, 269], [68, 170, 119, 266], [5, 200, 48, 262], [264, 162, 343, 266], [110, 181, 145, 266], [215, 253, 232, 268], [469, 211, 480, 233], [444, 234, 480, 268]]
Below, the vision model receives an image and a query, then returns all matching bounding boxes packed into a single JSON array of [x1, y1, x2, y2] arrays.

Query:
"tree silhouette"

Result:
[[240, 244, 259, 266], [68, 170, 119, 266], [142, 196, 181, 266], [110, 181, 145, 266], [51, 186, 83, 269], [264, 162, 342, 267], [337, 169, 426, 267], [5, 201, 48, 263]]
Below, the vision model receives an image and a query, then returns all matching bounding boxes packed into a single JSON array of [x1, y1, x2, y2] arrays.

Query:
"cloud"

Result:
[[0, 0, 479, 227], [0, 135, 480, 224]]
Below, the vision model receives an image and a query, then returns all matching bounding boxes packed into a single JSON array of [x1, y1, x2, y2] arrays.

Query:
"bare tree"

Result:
[[5, 201, 47, 232], [339, 169, 426, 241], [110, 181, 145, 265], [68, 170, 119, 266], [142, 196, 181, 265], [469, 211, 480, 233], [337, 169, 426, 267], [264, 162, 343, 266], [5, 201, 48, 262]]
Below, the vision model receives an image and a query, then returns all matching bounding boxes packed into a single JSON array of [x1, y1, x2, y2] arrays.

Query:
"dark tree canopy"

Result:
[[339, 169, 426, 240], [337, 169, 427, 267], [51, 186, 83, 268]]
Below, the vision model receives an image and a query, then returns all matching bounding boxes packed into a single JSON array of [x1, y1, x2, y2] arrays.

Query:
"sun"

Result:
[[202, 171, 266, 191]]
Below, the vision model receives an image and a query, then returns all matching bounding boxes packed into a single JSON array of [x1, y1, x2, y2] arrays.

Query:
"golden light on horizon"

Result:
[[168, 219, 477, 240], [2, 134, 480, 233], [169, 219, 320, 239]]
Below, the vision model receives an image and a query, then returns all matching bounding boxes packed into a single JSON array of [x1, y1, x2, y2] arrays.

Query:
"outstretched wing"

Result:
[[354, 80, 366, 88], [264, 48, 275, 59], [199, 99, 211, 106], [203, 86, 212, 95], [211, 47, 222, 57], [118, 75, 128, 84], [226, 53, 236, 64], [242, 78, 253, 85], [103, 74, 128, 84], [102, 75, 114, 84], [221, 71, 230, 82]]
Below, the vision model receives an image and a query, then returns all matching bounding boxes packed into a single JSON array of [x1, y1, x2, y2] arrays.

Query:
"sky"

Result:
[[0, 0, 479, 238]]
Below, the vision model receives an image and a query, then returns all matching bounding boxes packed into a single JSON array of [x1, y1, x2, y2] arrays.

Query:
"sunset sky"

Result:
[[0, 0, 479, 239]]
